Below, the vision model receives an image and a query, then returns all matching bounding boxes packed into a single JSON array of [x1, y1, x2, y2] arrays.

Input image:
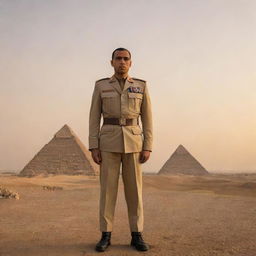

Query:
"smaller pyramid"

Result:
[[20, 124, 99, 177], [158, 145, 208, 175]]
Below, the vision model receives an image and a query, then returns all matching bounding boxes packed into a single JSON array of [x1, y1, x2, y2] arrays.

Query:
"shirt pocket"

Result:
[[128, 93, 143, 114], [101, 91, 119, 115], [131, 126, 143, 135]]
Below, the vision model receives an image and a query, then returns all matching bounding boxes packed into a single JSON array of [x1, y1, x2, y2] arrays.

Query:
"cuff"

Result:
[[89, 136, 99, 150]]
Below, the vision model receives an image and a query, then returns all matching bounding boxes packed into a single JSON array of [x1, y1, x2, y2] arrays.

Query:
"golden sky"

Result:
[[1, 0, 256, 173]]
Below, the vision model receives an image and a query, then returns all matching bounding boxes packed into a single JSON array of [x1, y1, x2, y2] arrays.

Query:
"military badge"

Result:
[[128, 87, 143, 94]]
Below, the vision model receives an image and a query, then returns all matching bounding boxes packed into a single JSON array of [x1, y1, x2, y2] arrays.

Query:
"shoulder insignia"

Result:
[[132, 77, 146, 83], [96, 77, 110, 83]]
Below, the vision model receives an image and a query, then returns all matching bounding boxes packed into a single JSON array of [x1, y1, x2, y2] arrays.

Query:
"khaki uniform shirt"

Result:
[[116, 76, 126, 91], [89, 75, 153, 153]]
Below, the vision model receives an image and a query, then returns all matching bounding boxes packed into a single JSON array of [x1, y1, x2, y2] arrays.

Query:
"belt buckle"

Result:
[[119, 117, 126, 126]]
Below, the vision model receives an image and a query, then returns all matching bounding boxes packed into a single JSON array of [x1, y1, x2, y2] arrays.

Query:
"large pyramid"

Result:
[[158, 144, 208, 175], [19, 124, 99, 177]]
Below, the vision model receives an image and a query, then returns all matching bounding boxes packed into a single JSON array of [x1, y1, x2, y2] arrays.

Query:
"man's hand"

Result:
[[139, 150, 151, 164], [91, 148, 102, 165]]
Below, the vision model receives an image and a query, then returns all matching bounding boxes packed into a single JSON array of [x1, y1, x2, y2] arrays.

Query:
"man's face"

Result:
[[111, 50, 132, 75]]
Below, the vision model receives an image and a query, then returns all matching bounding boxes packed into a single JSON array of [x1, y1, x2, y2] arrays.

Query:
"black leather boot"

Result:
[[131, 232, 149, 251], [95, 232, 111, 252]]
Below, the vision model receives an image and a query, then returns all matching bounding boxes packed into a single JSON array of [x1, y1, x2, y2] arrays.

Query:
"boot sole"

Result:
[[130, 241, 149, 251], [95, 242, 111, 252]]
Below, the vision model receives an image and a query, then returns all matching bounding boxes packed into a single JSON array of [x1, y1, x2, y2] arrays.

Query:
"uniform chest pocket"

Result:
[[101, 91, 119, 115], [128, 93, 143, 113]]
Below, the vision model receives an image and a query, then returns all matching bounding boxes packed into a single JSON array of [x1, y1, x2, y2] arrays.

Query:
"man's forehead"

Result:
[[114, 50, 130, 57]]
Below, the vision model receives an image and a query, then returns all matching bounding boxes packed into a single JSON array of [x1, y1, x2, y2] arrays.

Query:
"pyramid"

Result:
[[19, 124, 99, 177], [158, 145, 208, 175]]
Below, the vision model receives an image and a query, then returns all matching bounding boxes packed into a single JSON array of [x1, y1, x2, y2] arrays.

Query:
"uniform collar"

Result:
[[109, 75, 134, 83]]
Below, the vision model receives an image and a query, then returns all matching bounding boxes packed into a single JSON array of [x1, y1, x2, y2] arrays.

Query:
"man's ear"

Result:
[[129, 60, 132, 67], [110, 60, 113, 67]]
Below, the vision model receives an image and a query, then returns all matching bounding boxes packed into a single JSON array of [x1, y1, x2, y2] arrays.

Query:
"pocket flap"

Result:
[[128, 93, 143, 99], [102, 92, 117, 98], [131, 127, 142, 135]]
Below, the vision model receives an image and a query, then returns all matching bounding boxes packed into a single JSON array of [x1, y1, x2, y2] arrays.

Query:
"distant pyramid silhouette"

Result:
[[158, 145, 208, 175], [19, 124, 99, 177]]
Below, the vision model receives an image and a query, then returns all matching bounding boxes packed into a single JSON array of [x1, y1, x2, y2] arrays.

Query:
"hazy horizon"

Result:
[[1, 0, 256, 173], [1, 168, 256, 174]]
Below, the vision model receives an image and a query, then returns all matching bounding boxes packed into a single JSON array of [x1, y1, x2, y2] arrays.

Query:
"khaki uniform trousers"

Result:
[[99, 151, 143, 232]]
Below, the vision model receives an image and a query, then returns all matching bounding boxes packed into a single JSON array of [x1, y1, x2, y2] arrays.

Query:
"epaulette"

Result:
[[132, 77, 146, 83], [96, 77, 110, 83]]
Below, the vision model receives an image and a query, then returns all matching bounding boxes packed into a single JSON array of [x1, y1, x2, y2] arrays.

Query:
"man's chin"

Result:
[[117, 70, 127, 75]]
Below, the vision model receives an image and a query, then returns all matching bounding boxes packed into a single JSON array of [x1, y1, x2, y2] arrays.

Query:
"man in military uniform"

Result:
[[89, 48, 153, 252]]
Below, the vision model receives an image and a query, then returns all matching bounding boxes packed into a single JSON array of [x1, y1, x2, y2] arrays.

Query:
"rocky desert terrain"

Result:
[[0, 173, 256, 256]]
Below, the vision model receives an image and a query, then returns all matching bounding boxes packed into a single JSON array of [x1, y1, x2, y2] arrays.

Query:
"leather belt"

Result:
[[103, 118, 139, 126]]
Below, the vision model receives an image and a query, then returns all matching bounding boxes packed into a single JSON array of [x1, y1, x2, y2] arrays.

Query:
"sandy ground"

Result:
[[0, 173, 256, 256]]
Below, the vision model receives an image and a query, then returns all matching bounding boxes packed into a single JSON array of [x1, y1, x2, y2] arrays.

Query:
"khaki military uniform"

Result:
[[89, 75, 153, 232]]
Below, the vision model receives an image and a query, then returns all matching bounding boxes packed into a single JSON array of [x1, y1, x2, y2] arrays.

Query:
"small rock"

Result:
[[0, 187, 20, 199], [42, 185, 63, 191]]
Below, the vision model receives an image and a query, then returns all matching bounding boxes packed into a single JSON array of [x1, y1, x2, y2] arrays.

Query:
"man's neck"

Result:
[[114, 73, 128, 80]]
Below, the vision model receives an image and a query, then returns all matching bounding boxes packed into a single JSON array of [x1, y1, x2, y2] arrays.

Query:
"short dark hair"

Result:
[[112, 48, 131, 60]]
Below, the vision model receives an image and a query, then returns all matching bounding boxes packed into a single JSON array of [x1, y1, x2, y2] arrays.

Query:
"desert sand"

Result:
[[0, 173, 256, 256]]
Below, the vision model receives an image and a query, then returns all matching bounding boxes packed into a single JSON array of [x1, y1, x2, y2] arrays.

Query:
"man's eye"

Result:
[[115, 57, 130, 61]]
